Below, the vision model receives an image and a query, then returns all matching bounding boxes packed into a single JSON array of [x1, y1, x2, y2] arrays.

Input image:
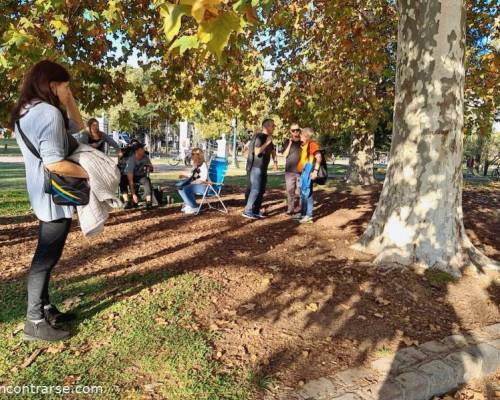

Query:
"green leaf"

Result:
[[19, 17, 34, 29], [170, 35, 200, 55], [198, 11, 242, 60], [233, 0, 249, 13], [159, 3, 192, 42]]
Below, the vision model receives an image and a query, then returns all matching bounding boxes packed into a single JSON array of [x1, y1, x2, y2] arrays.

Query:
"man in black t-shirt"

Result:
[[282, 123, 303, 215], [243, 119, 277, 219]]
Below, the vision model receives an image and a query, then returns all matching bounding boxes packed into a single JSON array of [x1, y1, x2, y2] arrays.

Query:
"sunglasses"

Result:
[[291, 129, 301, 133]]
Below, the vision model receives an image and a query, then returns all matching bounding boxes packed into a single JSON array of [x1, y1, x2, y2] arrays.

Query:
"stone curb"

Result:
[[296, 323, 500, 400]]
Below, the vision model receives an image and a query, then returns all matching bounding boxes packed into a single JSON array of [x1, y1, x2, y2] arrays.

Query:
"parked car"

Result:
[[113, 131, 131, 148]]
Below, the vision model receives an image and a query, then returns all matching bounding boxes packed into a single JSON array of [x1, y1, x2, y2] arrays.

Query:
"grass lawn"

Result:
[[0, 163, 31, 217], [0, 158, 496, 218], [0, 271, 252, 399], [0, 138, 21, 156]]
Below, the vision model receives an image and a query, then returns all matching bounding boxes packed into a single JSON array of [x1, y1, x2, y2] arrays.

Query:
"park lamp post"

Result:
[[231, 117, 239, 169]]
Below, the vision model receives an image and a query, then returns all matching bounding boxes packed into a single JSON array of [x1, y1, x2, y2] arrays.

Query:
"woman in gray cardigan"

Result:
[[11, 60, 87, 342]]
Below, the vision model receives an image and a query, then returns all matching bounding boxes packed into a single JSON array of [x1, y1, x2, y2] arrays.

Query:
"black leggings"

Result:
[[27, 218, 71, 320]]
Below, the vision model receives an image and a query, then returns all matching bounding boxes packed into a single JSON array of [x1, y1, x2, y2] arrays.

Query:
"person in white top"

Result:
[[176, 148, 208, 214]]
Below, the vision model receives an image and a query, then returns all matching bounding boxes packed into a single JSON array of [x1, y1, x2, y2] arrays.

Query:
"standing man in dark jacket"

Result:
[[281, 123, 302, 215], [242, 119, 277, 219]]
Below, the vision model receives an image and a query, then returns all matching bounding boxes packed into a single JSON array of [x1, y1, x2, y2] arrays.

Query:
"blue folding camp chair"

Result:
[[195, 157, 229, 214]]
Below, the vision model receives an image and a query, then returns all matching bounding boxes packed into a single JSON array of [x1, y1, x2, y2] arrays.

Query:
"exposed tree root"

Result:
[[351, 235, 499, 278]]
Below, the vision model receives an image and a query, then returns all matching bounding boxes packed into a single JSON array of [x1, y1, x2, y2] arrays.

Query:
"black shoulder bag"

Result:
[[16, 120, 90, 206]]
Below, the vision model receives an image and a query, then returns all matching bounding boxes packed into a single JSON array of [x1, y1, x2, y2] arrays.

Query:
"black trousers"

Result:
[[27, 218, 71, 320], [119, 175, 152, 198]]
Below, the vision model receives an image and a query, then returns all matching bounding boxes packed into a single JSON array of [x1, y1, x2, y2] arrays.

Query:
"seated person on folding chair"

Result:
[[120, 143, 154, 210], [176, 148, 208, 214]]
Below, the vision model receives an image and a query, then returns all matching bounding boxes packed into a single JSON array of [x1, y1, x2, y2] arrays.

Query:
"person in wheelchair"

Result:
[[120, 143, 154, 210], [176, 148, 208, 214]]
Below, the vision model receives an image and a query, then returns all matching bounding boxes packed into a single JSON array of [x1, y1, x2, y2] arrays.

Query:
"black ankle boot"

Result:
[[44, 305, 76, 326], [23, 319, 71, 342]]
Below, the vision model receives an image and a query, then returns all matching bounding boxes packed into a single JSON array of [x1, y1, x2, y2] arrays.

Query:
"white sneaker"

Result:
[[184, 207, 198, 215]]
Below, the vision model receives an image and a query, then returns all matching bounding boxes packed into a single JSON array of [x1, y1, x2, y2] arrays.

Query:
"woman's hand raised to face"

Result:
[[51, 81, 85, 130], [53, 82, 74, 108]]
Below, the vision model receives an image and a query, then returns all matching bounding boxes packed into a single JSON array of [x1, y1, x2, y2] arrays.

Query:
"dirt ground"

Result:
[[439, 372, 500, 399], [1, 183, 499, 398]]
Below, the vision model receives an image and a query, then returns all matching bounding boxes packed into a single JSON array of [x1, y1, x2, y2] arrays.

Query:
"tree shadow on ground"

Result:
[[1, 183, 498, 399], [0, 214, 36, 226]]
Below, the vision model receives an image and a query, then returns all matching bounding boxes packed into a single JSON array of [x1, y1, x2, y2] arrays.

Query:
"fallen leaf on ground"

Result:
[[12, 323, 24, 336], [401, 337, 419, 346], [144, 383, 163, 392], [209, 323, 218, 331], [21, 348, 45, 368], [375, 296, 391, 306], [240, 303, 256, 311], [261, 277, 272, 286], [46, 343, 66, 354], [62, 296, 81, 309], [63, 375, 79, 385]]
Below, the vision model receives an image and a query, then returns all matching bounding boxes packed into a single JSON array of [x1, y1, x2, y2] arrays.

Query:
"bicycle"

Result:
[[166, 150, 192, 167], [166, 152, 181, 166]]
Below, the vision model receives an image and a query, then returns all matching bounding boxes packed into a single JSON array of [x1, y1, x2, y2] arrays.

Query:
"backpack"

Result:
[[117, 146, 134, 172], [307, 143, 328, 185], [246, 134, 258, 171]]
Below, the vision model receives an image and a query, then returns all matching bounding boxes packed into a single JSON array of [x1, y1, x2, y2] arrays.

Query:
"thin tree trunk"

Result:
[[346, 129, 376, 185], [483, 160, 490, 177], [353, 0, 498, 275]]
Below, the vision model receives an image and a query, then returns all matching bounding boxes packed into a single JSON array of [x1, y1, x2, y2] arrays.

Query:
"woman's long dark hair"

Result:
[[9, 60, 70, 129], [87, 117, 102, 139]]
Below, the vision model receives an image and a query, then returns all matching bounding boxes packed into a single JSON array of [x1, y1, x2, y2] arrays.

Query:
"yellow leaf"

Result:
[[191, 0, 223, 23], [50, 19, 69, 36], [198, 11, 242, 60], [159, 3, 192, 42]]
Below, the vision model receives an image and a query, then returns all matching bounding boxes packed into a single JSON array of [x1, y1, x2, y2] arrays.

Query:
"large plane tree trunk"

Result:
[[346, 129, 376, 185], [353, 0, 498, 275]]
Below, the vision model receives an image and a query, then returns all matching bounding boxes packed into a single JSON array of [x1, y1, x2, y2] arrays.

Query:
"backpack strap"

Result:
[[15, 120, 42, 160], [247, 134, 258, 169], [306, 141, 314, 164]]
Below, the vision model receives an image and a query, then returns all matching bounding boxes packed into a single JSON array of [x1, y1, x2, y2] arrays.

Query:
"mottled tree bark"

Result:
[[346, 129, 376, 185], [353, 0, 498, 275]]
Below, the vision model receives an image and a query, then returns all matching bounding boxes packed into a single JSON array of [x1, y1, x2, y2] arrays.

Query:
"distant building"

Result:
[[96, 115, 109, 135]]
